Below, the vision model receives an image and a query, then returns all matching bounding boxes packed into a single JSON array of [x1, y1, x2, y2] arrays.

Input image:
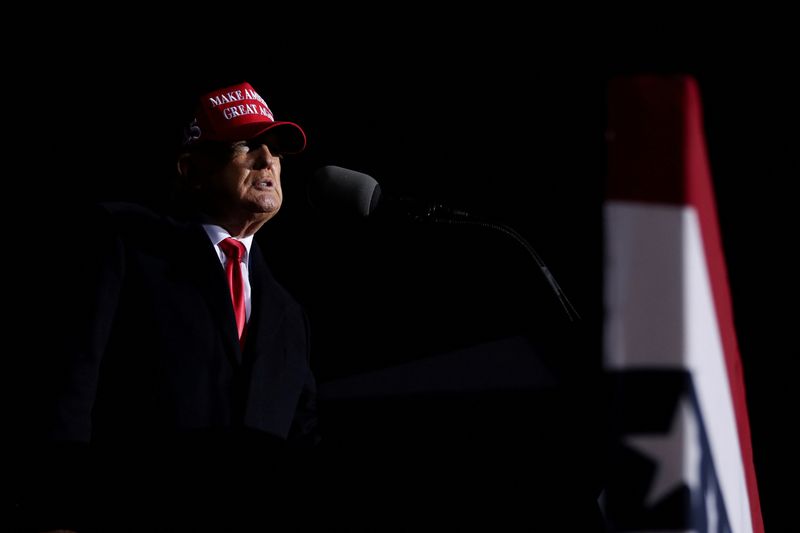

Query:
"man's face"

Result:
[[202, 136, 284, 223]]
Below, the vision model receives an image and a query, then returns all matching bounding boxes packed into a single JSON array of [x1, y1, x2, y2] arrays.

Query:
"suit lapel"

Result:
[[242, 241, 287, 369]]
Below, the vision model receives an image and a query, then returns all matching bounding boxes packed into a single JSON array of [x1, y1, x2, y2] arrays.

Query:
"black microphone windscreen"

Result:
[[310, 166, 381, 217]]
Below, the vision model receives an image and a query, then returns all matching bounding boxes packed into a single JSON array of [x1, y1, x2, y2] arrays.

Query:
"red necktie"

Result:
[[219, 237, 247, 342]]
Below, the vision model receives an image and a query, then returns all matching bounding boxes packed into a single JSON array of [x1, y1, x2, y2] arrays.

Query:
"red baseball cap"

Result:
[[183, 81, 306, 154]]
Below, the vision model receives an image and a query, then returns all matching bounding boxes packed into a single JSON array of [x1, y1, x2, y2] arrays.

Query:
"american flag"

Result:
[[601, 75, 763, 533]]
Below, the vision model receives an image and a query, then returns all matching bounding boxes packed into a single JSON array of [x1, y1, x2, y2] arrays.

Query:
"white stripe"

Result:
[[604, 200, 753, 533], [604, 202, 685, 368]]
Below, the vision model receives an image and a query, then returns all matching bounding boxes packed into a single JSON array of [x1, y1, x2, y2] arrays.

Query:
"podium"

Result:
[[313, 335, 605, 530]]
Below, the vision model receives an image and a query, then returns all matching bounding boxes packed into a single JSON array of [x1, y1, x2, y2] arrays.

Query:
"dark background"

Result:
[[12, 17, 796, 530]]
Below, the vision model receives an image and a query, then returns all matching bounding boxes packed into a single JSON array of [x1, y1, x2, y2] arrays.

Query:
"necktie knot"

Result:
[[219, 237, 245, 263]]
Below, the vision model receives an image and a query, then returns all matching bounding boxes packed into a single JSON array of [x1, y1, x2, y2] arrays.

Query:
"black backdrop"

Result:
[[11, 20, 797, 530]]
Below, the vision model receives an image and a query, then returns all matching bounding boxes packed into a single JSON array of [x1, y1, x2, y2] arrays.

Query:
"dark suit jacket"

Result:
[[22, 202, 319, 531]]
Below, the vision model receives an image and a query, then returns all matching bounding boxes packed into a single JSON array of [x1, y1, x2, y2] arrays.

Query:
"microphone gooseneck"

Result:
[[429, 217, 581, 322], [309, 165, 580, 322]]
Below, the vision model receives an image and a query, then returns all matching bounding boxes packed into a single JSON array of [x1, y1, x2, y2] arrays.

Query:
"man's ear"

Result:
[[177, 152, 204, 190], [177, 153, 193, 178]]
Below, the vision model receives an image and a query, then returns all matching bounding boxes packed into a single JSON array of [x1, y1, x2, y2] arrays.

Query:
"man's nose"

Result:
[[254, 144, 276, 169]]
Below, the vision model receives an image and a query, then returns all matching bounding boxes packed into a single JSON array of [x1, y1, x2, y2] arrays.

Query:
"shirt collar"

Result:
[[202, 224, 254, 263]]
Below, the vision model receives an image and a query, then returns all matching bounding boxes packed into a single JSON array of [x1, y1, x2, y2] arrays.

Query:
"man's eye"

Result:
[[231, 142, 250, 154], [246, 140, 271, 152]]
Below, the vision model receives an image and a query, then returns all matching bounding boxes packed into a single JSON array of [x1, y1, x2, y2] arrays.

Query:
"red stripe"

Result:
[[607, 76, 688, 204], [682, 78, 763, 533]]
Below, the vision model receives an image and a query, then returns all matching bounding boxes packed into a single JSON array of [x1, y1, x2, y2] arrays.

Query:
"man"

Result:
[[21, 81, 319, 532]]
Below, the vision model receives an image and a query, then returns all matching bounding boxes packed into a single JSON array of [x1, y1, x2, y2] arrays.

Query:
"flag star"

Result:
[[624, 395, 701, 507]]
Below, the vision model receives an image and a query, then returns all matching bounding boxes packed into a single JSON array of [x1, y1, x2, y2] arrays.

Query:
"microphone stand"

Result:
[[411, 206, 581, 323]]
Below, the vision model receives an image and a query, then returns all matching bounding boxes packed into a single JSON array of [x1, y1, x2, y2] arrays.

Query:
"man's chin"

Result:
[[250, 203, 280, 219], [250, 191, 281, 212]]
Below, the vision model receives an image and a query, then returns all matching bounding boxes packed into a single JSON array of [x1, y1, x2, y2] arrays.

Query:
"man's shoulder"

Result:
[[97, 201, 189, 227], [92, 201, 191, 243], [97, 201, 165, 223]]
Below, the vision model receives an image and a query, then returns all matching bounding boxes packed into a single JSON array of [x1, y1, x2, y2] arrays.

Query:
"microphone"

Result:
[[309, 165, 470, 221], [309, 165, 579, 321]]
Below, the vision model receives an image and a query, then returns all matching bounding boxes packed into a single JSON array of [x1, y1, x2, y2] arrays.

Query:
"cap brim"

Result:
[[243, 121, 307, 154]]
